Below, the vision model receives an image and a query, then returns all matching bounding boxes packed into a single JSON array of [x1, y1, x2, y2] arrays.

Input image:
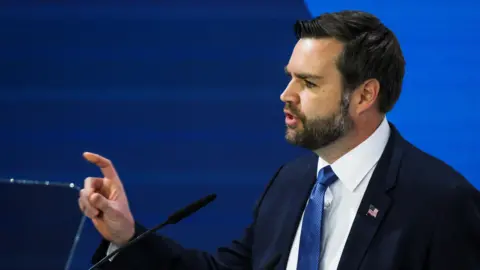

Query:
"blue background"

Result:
[[0, 1, 479, 269]]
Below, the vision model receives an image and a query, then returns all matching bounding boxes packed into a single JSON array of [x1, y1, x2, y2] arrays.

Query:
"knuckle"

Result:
[[80, 188, 90, 198], [88, 192, 97, 201], [84, 177, 91, 185], [89, 193, 102, 207], [79, 198, 88, 211], [84, 205, 98, 218], [102, 157, 112, 166]]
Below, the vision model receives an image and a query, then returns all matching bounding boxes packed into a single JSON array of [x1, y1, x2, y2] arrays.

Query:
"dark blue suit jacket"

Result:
[[92, 124, 480, 269]]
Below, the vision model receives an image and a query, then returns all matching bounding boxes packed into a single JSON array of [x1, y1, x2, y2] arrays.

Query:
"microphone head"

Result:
[[167, 193, 217, 224]]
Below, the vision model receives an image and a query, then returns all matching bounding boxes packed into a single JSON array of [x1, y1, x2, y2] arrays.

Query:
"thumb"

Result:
[[89, 193, 112, 214]]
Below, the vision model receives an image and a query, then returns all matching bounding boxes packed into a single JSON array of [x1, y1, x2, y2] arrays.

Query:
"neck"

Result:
[[314, 114, 385, 164]]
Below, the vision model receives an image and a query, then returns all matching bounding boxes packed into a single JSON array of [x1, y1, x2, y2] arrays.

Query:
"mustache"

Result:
[[284, 104, 302, 117]]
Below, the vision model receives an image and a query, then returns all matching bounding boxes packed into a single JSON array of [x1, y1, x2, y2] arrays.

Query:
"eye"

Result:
[[304, 80, 317, 88]]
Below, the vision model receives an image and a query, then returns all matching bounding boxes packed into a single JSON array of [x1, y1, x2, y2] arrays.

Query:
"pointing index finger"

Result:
[[83, 152, 119, 180]]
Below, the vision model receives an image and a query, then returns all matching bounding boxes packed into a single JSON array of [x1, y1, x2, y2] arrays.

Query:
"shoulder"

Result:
[[390, 128, 480, 263], [403, 144, 480, 251], [398, 139, 479, 218], [400, 139, 473, 191]]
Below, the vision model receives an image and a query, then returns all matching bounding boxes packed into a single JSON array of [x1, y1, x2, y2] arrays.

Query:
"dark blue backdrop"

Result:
[[1, 1, 479, 269]]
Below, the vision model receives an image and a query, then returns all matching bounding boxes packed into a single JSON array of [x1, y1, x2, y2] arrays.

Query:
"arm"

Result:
[[91, 222, 254, 270], [427, 181, 480, 269], [91, 166, 283, 270]]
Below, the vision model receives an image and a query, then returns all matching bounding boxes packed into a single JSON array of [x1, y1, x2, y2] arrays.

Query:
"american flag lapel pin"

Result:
[[367, 204, 379, 218]]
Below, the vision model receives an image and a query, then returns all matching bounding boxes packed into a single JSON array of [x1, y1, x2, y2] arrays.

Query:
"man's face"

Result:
[[281, 38, 354, 150]]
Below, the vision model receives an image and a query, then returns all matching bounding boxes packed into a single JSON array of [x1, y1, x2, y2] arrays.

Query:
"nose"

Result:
[[280, 81, 300, 105]]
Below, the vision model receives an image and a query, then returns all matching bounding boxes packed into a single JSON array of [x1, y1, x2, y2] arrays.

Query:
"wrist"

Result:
[[118, 225, 135, 246]]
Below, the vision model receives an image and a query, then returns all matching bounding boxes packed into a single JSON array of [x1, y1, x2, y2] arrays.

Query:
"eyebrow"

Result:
[[284, 66, 323, 80]]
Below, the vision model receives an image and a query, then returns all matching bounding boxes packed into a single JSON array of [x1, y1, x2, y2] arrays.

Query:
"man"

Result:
[[79, 10, 480, 270]]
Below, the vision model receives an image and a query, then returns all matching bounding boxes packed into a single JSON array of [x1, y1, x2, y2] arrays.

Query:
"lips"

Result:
[[284, 111, 299, 127]]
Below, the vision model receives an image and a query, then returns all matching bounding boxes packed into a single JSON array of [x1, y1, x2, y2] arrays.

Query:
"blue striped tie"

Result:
[[297, 165, 338, 270]]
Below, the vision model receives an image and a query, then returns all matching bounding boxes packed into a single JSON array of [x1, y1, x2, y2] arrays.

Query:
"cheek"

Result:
[[300, 91, 339, 118]]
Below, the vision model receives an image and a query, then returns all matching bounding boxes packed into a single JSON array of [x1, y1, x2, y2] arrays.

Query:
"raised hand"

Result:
[[78, 152, 135, 246]]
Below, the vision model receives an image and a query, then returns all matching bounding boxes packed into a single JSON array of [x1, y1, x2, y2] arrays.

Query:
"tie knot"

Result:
[[317, 165, 337, 187]]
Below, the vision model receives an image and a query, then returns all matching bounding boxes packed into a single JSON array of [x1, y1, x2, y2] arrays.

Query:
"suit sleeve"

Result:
[[90, 165, 284, 270], [427, 181, 480, 269]]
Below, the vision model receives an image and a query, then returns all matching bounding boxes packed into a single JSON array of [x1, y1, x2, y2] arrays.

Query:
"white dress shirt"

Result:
[[286, 117, 390, 270]]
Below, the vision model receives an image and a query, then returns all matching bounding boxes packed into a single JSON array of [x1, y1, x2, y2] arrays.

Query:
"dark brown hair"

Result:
[[295, 10, 406, 113]]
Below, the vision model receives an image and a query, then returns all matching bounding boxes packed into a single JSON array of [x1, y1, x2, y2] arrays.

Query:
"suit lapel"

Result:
[[275, 153, 318, 269], [337, 124, 405, 270], [336, 191, 392, 270]]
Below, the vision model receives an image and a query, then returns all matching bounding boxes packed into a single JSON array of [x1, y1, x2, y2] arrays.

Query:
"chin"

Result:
[[285, 128, 299, 143]]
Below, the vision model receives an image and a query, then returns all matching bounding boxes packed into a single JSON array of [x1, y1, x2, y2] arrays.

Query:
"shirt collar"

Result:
[[316, 117, 391, 192]]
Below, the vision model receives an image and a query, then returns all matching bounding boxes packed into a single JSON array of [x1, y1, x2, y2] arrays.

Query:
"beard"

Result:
[[285, 92, 354, 150]]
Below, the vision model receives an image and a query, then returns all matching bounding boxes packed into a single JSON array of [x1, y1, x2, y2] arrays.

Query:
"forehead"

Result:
[[287, 38, 344, 75]]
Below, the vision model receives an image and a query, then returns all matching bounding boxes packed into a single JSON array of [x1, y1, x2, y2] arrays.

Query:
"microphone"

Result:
[[262, 253, 281, 270], [88, 193, 217, 270]]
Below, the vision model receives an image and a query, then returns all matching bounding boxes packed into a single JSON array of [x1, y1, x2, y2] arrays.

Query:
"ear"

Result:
[[352, 79, 380, 114]]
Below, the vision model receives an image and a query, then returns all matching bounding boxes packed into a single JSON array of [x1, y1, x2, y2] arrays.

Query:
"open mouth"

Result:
[[285, 112, 299, 127]]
